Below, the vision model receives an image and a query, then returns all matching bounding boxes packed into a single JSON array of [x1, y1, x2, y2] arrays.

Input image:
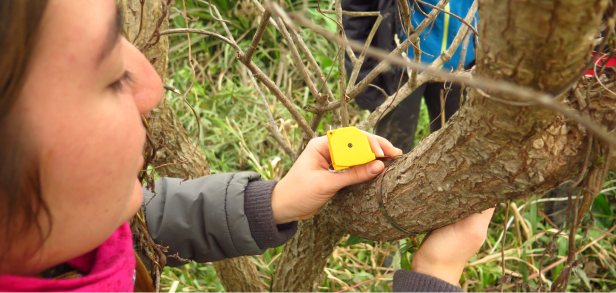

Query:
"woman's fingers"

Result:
[[305, 136, 332, 162], [364, 131, 402, 157], [327, 160, 384, 191]]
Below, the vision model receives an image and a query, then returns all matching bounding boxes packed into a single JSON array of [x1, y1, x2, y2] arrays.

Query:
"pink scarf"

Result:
[[0, 223, 136, 292]]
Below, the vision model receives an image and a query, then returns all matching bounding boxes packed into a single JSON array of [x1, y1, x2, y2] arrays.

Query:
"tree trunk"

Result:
[[120, 1, 266, 291], [274, 0, 610, 290]]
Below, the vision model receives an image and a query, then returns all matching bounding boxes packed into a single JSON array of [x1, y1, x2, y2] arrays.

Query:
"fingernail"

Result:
[[368, 161, 384, 175], [377, 146, 384, 156], [395, 147, 402, 154]]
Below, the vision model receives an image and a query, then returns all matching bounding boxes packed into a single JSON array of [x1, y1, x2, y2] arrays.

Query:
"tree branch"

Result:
[[272, 16, 322, 105], [429, 0, 478, 69], [196, 0, 236, 43], [416, 0, 479, 36], [242, 9, 272, 63], [318, 10, 381, 17], [249, 0, 280, 30], [249, 74, 297, 160], [336, 0, 350, 127], [244, 60, 316, 138], [159, 28, 240, 51], [347, 14, 383, 87], [286, 18, 334, 104]]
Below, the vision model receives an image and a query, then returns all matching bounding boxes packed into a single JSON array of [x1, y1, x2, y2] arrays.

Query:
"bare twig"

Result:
[[272, 16, 321, 104], [244, 60, 316, 138], [249, 74, 296, 159], [335, 271, 395, 293], [287, 19, 334, 104], [429, 0, 477, 69], [416, 0, 478, 36], [249, 0, 280, 30], [318, 10, 381, 17], [348, 14, 383, 87], [368, 84, 390, 99], [160, 28, 241, 51], [457, 31, 472, 71], [197, 0, 235, 42], [594, 60, 616, 98], [397, 0, 412, 37], [356, 74, 430, 130], [243, 10, 272, 63], [336, 0, 349, 127]]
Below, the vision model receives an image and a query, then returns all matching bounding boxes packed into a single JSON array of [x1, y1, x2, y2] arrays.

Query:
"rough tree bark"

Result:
[[272, 0, 611, 290], [119, 0, 267, 291]]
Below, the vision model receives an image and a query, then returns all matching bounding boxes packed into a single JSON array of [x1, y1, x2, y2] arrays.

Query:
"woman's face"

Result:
[[7, 0, 163, 275]]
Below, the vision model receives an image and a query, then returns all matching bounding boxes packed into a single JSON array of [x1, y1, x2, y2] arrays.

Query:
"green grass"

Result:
[[159, 0, 616, 292]]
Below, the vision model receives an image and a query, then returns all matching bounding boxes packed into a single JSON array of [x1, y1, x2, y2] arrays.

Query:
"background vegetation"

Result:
[[159, 0, 616, 291]]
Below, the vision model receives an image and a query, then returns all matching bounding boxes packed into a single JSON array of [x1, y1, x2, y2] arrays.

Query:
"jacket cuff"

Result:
[[393, 270, 462, 292], [244, 180, 298, 250]]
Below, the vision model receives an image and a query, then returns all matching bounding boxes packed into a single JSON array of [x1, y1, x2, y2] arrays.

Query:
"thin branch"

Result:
[[429, 0, 478, 69], [287, 19, 334, 104], [249, 0, 280, 30], [249, 74, 296, 159], [244, 60, 316, 138], [356, 73, 430, 130], [316, 5, 358, 65], [290, 13, 616, 147], [318, 10, 381, 17], [348, 14, 383, 87], [416, 0, 479, 36], [456, 31, 472, 71], [368, 84, 390, 99], [397, 0, 412, 37], [160, 28, 240, 51], [336, 0, 349, 127], [272, 16, 321, 104], [243, 10, 272, 63], [196, 0, 236, 43], [412, 0, 429, 18]]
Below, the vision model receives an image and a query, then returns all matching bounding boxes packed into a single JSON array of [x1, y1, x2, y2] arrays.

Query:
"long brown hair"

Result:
[[0, 0, 51, 260]]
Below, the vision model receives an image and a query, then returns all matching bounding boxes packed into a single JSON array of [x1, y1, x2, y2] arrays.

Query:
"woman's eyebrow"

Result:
[[96, 5, 123, 67]]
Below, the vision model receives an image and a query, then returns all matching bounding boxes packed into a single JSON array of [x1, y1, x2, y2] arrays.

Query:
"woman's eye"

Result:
[[109, 70, 134, 93]]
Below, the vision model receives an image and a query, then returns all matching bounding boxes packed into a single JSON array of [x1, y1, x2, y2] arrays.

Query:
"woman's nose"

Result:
[[122, 38, 163, 115]]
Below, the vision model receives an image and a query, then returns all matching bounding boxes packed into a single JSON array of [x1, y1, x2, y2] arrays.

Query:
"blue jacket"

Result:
[[406, 0, 476, 70]]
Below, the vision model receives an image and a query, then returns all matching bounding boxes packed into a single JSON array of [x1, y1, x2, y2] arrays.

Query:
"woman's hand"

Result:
[[271, 133, 402, 224], [412, 207, 495, 286]]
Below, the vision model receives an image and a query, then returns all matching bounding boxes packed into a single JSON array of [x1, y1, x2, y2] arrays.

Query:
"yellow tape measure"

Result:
[[327, 126, 376, 171]]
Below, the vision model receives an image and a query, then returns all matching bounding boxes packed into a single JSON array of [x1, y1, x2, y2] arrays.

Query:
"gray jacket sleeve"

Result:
[[142, 172, 297, 267], [393, 270, 463, 292]]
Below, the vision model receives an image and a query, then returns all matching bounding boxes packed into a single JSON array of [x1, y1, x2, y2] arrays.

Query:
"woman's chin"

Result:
[[119, 179, 144, 225]]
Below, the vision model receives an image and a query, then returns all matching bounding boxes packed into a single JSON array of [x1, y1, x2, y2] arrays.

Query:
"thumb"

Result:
[[335, 160, 384, 189]]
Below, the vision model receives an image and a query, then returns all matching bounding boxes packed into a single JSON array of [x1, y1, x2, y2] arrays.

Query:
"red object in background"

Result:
[[585, 52, 616, 76]]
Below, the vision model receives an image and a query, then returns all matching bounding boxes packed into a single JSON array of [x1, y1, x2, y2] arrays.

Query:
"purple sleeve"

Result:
[[244, 180, 298, 249]]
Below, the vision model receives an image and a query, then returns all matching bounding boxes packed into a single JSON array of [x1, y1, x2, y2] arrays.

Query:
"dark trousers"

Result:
[[375, 82, 464, 153]]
